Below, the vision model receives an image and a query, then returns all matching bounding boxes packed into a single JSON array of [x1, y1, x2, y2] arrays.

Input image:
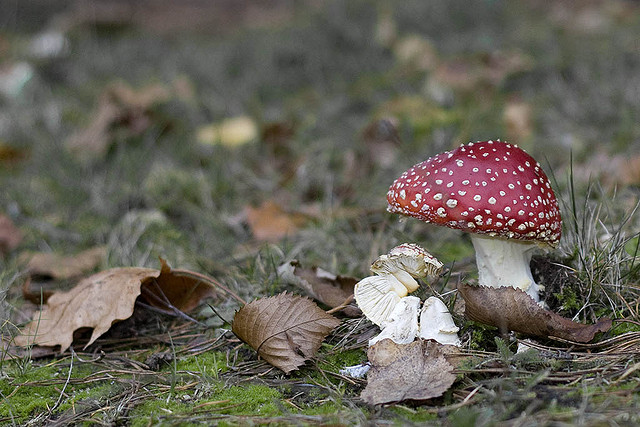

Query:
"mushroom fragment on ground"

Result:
[[354, 274, 412, 326], [354, 244, 443, 326], [370, 243, 444, 293], [339, 363, 371, 378], [369, 296, 421, 346], [387, 140, 562, 302], [418, 296, 461, 346], [355, 244, 461, 346]]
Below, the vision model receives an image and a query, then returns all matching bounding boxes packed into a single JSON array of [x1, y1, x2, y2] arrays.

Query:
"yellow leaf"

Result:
[[197, 116, 257, 147]]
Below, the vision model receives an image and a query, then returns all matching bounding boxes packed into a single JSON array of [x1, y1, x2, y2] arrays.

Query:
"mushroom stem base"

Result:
[[470, 234, 540, 302]]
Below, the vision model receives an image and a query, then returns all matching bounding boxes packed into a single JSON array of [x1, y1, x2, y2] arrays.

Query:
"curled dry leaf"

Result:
[[277, 260, 360, 316], [14, 267, 156, 352], [458, 283, 612, 343], [231, 292, 341, 373], [360, 338, 456, 405], [14, 259, 230, 352]]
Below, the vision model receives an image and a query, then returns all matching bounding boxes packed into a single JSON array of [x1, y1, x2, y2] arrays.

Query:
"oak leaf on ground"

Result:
[[14, 259, 226, 352], [231, 292, 341, 373], [360, 338, 456, 405], [458, 283, 612, 343]]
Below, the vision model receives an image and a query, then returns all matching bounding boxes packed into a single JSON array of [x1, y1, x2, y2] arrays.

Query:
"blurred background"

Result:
[[1, 0, 639, 308]]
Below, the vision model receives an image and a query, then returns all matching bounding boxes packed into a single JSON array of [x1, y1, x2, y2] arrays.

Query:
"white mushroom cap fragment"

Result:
[[354, 275, 408, 326], [369, 296, 421, 346], [418, 296, 461, 347], [370, 243, 444, 292]]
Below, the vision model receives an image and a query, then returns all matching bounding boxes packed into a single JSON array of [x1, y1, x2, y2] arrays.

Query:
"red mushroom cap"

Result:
[[387, 140, 562, 246]]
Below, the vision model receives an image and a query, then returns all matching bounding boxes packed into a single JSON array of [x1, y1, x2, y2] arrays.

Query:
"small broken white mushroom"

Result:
[[418, 296, 461, 347], [370, 243, 444, 292], [369, 296, 421, 346], [356, 244, 461, 346], [355, 243, 442, 326]]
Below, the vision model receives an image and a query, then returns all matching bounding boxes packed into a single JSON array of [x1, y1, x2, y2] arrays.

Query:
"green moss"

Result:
[[130, 381, 285, 426], [170, 351, 229, 376], [129, 399, 196, 427], [317, 347, 367, 373], [610, 320, 640, 335], [465, 322, 498, 351], [553, 287, 582, 312], [389, 406, 439, 424], [0, 359, 117, 423], [213, 383, 283, 415]]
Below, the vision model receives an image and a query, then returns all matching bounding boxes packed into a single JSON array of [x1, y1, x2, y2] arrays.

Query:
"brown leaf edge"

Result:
[[139, 258, 246, 312], [458, 283, 612, 343]]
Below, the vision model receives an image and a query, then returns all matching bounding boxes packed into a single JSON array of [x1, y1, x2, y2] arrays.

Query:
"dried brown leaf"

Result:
[[14, 267, 156, 351], [140, 258, 220, 312], [0, 140, 27, 164], [14, 259, 226, 351], [245, 201, 308, 242], [458, 283, 612, 343], [433, 50, 532, 91], [361, 338, 456, 405], [278, 261, 360, 316], [231, 292, 341, 373], [21, 246, 107, 280], [0, 213, 22, 255]]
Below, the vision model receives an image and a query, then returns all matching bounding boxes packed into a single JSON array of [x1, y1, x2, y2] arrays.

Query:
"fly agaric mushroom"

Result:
[[355, 243, 443, 325], [387, 140, 561, 302]]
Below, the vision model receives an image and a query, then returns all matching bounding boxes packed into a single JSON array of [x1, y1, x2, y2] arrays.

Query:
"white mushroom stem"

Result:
[[470, 234, 540, 302], [389, 269, 420, 293]]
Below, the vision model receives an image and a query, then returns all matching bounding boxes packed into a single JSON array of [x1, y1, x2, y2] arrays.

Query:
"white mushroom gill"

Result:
[[470, 234, 540, 302], [354, 275, 408, 326]]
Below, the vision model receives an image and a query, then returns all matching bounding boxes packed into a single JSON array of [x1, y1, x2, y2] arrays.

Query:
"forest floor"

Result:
[[1, 0, 640, 425]]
